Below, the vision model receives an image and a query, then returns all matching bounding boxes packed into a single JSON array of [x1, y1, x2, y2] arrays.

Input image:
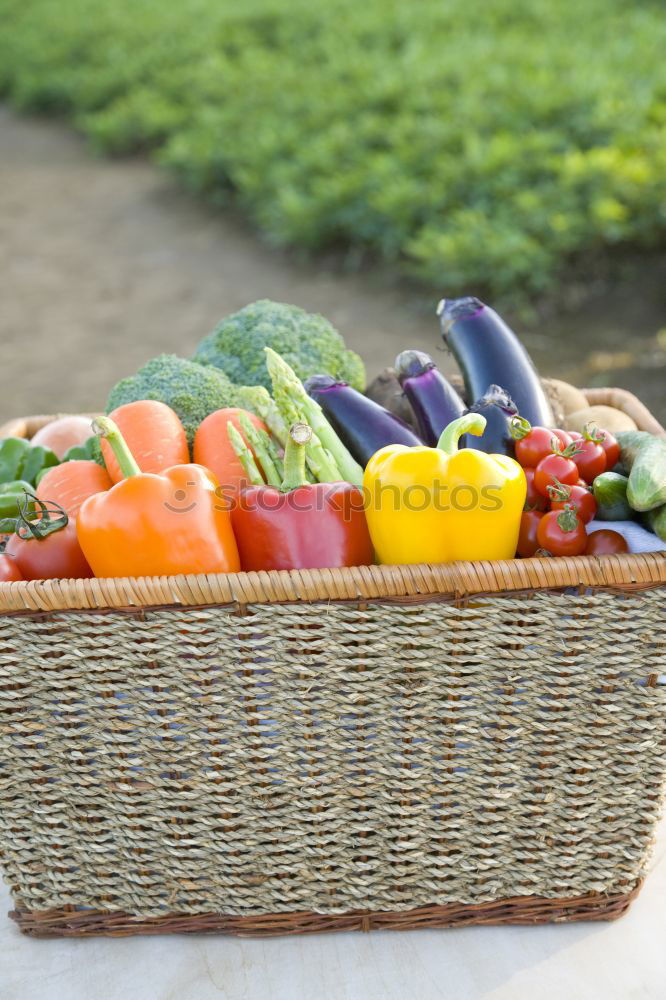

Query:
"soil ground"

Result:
[[1, 106, 664, 427]]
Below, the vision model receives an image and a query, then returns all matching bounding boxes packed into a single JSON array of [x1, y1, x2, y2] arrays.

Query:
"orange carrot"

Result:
[[36, 460, 113, 518], [194, 408, 269, 494], [101, 400, 189, 483]]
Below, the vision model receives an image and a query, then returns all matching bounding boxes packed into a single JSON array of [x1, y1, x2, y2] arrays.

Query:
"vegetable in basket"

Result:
[[0, 436, 59, 486], [0, 481, 35, 529], [536, 505, 587, 557], [461, 384, 518, 455], [36, 460, 113, 518], [585, 529, 628, 555], [229, 421, 373, 572], [621, 434, 666, 512], [194, 407, 275, 493], [59, 435, 105, 466], [192, 299, 366, 392], [0, 552, 23, 582], [101, 400, 189, 483], [363, 413, 526, 565], [304, 373, 422, 465], [30, 415, 94, 459], [264, 348, 364, 485], [644, 505, 666, 543], [4, 494, 92, 580], [437, 296, 553, 429], [77, 417, 240, 578], [394, 350, 465, 446], [106, 354, 239, 447], [592, 472, 632, 521]]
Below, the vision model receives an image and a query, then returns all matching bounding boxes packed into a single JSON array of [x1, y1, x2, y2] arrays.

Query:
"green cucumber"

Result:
[[592, 472, 632, 521], [616, 430, 652, 468], [644, 505, 666, 542], [625, 436, 666, 512]]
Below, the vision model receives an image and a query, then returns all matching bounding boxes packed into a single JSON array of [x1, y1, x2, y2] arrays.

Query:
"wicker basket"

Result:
[[0, 387, 665, 939]]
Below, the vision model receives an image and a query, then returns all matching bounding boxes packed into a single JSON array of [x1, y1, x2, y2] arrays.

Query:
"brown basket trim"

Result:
[[11, 884, 642, 938]]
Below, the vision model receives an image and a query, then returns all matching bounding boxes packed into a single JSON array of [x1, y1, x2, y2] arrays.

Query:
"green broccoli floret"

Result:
[[106, 354, 237, 446], [192, 300, 366, 392]]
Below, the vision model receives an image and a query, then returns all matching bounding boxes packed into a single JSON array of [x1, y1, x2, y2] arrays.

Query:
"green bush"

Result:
[[1, 0, 665, 307]]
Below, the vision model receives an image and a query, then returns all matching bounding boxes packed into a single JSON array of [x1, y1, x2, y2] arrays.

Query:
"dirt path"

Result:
[[0, 107, 442, 424], [1, 106, 664, 426]]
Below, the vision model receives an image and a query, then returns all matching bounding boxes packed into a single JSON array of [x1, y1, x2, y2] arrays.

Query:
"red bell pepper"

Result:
[[231, 422, 374, 571]]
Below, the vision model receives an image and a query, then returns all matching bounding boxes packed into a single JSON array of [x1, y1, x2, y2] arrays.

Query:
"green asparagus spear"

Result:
[[226, 422, 264, 486], [238, 413, 283, 487], [264, 348, 364, 485], [236, 385, 288, 447]]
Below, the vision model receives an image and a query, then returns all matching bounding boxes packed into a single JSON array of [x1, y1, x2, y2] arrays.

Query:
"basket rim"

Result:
[[1, 386, 664, 612], [0, 552, 664, 613]]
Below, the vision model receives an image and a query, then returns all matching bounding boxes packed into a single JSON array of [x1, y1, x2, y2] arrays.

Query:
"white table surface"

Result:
[[2, 819, 664, 1000]]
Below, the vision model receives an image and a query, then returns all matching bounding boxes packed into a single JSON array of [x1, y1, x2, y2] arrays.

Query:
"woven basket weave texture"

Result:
[[1, 590, 664, 919]]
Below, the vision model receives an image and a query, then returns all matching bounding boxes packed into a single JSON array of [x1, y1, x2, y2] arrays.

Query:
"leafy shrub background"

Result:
[[1, 0, 665, 307]]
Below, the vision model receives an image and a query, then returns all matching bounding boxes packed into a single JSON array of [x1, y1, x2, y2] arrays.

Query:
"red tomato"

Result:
[[536, 506, 587, 556], [524, 468, 548, 511], [598, 429, 620, 469], [534, 453, 580, 497], [5, 521, 92, 580], [576, 478, 588, 488], [586, 529, 628, 555], [551, 429, 573, 449], [517, 511, 545, 557], [568, 431, 583, 440], [575, 439, 607, 484], [514, 426, 559, 468], [550, 484, 597, 524], [0, 553, 24, 582]]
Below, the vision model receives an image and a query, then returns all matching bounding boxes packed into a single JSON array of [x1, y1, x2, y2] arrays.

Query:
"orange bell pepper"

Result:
[[77, 417, 240, 578]]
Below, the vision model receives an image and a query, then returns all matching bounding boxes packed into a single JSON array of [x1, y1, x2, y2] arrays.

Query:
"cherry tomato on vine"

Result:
[[575, 442, 606, 483], [598, 429, 620, 469], [0, 553, 23, 582], [536, 505, 587, 556], [551, 429, 573, 450], [549, 483, 597, 524], [534, 453, 580, 497], [5, 521, 92, 581], [513, 424, 558, 468], [517, 510, 545, 557], [585, 529, 628, 555], [574, 425, 608, 483], [524, 468, 548, 511]]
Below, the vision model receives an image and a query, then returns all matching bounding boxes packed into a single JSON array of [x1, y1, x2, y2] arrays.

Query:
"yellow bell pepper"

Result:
[[363, 413, 526, 564]]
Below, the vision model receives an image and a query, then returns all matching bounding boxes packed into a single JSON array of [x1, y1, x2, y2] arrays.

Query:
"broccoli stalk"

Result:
[[226, 423, 264, 486], [264, 348, 364, 486], [238, 413, 283, 487]]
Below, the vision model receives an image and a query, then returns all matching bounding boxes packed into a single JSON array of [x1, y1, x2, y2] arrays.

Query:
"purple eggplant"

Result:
[[437, 297, 553, 428], [461, 384, 518, 455], [304, 374, 422, 465], [394, 349, 465, 446]]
